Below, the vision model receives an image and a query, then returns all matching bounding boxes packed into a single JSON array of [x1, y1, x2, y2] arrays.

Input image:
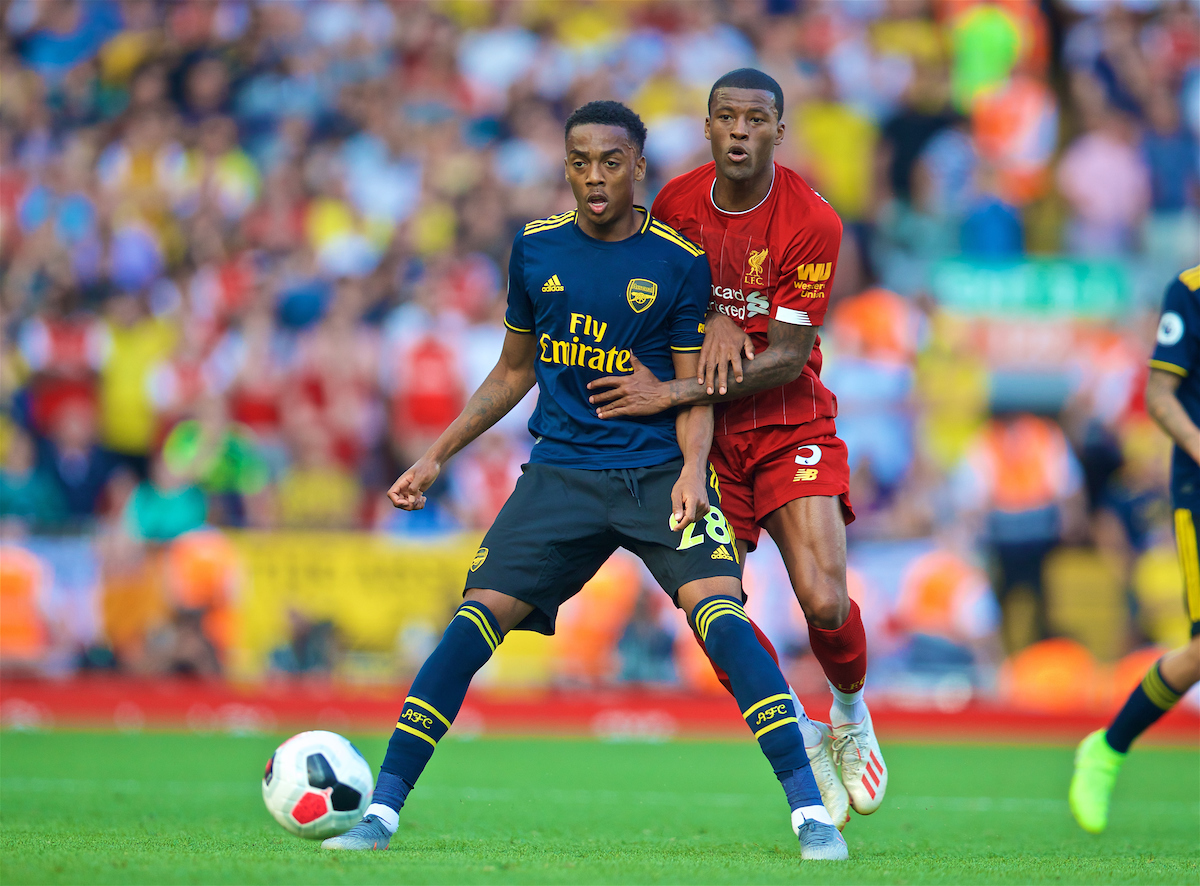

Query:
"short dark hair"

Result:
[[708, 68, 785, 120], [564, 101, 647, 155]]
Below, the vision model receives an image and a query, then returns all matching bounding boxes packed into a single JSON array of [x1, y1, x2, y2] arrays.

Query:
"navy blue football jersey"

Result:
[[1149, 265, 1200, 501], [504, 207, 709, 469]]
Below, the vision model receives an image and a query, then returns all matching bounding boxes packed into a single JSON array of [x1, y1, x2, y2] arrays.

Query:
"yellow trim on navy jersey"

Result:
[[671, 344, 703, 352], [1175, 509, 1200, 625], [1179, 264, 1200, 291], [524, 211, 577, 235], [504, 318, 533, 334], [638, 207, 652, 233], [1149, 359, 1189, 377], [649, 220, 704, 257]]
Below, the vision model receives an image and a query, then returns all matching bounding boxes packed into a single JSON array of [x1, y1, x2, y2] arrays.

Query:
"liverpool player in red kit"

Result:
[[589, 69, 886, 825]]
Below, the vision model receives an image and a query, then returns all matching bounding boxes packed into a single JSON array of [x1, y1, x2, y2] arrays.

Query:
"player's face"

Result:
[[564, 124, 646, 232], [705, 88, 785, 183]]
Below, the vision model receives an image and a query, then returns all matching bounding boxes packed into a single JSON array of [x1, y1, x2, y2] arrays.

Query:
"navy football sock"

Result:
[[371, 771, 412, 812], [376, 600, 503, 809], [1105, 660, 1182, 754], [691, 596, 823, 815]]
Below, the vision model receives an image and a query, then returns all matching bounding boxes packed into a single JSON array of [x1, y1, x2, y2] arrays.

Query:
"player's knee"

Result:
[[1179, 636, 1200, 680], [461, 589, 527, 634], [798, 577, 848, 630], [1161, 637, 1200, 691]]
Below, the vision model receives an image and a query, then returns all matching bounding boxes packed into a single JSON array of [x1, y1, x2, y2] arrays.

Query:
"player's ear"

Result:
[[634, 154, 646, 182], [775, 119, 785, 146], [704, 116, 711, 141]]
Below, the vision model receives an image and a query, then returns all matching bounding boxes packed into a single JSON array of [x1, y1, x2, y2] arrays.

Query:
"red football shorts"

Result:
[[709, 418, 855, 551]]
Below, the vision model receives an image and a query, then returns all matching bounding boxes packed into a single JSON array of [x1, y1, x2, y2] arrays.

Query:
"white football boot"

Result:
[[831, 707, 887, 814], [805, 719, 851, 830]]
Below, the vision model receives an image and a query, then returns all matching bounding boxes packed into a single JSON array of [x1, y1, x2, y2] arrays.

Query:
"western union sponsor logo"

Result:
[[795, 262, 831, 284], [542, 274, 564, 292]]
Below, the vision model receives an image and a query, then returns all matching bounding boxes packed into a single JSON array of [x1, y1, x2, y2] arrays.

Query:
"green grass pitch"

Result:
[[1, 731, 1196, 884]]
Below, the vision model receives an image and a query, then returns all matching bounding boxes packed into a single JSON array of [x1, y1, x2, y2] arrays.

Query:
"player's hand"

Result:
[[670, 466, 710, 532], [699, 313, 754, 396], [587, 355, 670, 418], [387, 457, 441, 510]]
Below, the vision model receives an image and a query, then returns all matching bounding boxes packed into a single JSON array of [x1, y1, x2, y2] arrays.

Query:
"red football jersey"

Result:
[[652, 162, 842, 436]]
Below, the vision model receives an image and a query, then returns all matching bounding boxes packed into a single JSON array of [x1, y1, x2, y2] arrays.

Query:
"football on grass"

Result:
[[262, 731, 374, 839]]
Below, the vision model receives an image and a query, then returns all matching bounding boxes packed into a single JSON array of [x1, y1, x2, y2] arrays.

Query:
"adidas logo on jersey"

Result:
[[542, 275, 564, 292], [711, 545, 734, 561]]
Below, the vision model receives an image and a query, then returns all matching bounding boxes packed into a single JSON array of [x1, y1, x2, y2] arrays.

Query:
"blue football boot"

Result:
[[320, 814, 392, 850]]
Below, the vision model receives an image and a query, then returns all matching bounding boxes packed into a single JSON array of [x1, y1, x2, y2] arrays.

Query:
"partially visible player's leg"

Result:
[[1071, 506, 1200, 833], [1070, 635, 1200, 833], [687, 446, 850, 825], [324, 589, 528, 850], [761, 494, 885, 814], [676, 578, 846, 860], [689, 573, 849, 829], [629, 461, 845, 859], [327, 463, 614, 850]]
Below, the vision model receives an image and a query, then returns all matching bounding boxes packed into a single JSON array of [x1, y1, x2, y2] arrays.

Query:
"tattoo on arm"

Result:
[[666, 320, 817, 406], [428, 332, 537, 463]]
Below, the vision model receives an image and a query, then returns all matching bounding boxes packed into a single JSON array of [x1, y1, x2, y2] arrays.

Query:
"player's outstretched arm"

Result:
[[670, 351, 713, 532], [588, 319, 816, 418], [388, 331, 537, 510], [1145, 368, 1200, 465]]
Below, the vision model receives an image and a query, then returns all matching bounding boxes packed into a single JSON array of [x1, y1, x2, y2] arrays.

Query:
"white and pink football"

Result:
[[262, 730, 374, 839]]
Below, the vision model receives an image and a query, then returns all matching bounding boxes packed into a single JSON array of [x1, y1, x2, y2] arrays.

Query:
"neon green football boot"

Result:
[[1069, 729, 1126, 833]]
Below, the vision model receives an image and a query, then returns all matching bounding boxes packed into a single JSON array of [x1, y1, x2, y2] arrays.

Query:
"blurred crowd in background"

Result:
[[1, 0, 1198, 706]]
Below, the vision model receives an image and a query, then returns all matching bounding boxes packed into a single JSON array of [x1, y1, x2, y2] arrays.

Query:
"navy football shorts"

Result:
[[1171, 488, 1200, 637], [465, 458, 742, 634]]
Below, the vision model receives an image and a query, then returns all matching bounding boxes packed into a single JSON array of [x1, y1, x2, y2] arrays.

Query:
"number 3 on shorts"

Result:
[[677, 507, 733, 550]]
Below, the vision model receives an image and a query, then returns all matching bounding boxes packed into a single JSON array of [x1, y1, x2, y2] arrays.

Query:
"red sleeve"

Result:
[[650, 182, 677, 226], [773, 200, 842, 328]]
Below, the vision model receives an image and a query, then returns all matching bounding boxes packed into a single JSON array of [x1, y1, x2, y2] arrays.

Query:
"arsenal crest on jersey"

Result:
[[626, 278, 658, 313]]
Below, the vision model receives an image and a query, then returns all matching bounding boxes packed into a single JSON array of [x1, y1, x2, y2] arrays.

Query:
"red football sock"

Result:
[[693, 617, 779, 696], [807, 599, 867, 694]]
